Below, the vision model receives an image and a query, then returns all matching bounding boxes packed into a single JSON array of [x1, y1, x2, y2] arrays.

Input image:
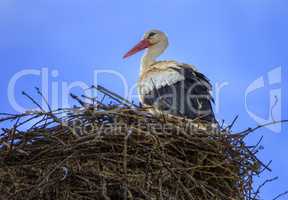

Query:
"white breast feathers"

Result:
[[138, 61, 196, 95]]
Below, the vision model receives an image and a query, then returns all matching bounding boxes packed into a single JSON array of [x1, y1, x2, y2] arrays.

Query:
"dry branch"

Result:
[[0, 86, 286, 200]]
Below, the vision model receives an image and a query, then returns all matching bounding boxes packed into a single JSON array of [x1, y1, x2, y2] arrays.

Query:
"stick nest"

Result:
[[0, 88, 266, 200]]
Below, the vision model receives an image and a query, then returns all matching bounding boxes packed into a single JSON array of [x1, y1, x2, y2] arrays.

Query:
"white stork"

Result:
[[123, 29, 216, 122]]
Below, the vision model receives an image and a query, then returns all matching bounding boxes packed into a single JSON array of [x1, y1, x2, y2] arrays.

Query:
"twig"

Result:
[[226, 115, 239, 131], [35, 87, 52, 112], [252, 177, 278, 199], [22, 91, 45, 111], [92, 85, 137, 108], [272, 190, 288, 200], [237, 120, 288, 136]]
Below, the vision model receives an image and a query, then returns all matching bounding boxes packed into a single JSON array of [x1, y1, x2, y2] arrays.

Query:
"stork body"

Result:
[[124, 30, 215, 122]]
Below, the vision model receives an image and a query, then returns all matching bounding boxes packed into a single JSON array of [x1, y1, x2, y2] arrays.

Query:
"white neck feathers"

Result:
[[140, 40, 168, 70]]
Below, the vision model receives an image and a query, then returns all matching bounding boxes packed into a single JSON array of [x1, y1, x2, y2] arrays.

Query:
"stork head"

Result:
[[123, 29, 168, 59]]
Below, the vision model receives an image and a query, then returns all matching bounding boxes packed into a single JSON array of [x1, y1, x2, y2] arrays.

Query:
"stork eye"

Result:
[[148, 32, 157, 38]]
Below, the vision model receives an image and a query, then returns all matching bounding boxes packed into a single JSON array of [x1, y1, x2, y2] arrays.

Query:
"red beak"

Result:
[[123, 39, 151, 59]]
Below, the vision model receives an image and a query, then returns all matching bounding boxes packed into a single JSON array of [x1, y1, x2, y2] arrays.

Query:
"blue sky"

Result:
[[0, 0, 287, 198]]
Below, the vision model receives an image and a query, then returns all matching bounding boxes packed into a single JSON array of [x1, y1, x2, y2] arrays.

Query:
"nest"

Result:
[[0, 87, 268, 200]]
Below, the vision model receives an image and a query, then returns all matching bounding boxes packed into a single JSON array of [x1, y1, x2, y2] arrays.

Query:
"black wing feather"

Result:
[[143, 65, 215, 122]]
